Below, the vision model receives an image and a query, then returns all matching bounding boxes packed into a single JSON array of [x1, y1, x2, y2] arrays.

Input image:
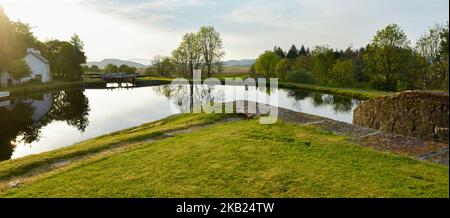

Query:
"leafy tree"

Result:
[[254, 51, 281, 78], [363, 24, 412, 91], [416, 24, 447, 89], [41, 35, 86, 81], [144, 67, 158, 76], [8, 59, 31, 80], [293, 55, 314, 72], [160, 57, 174, 77], [0, 8, 38, 71], [440, 23, 449, 89], [90, 65, 100, 73], [172, 33, 202, 78], [329, 60, 355, 87], [119, 64, 131, 73], [275, 58, 291, 81], [171, 47, 190, 77], [286, 44, 299, 59], [103, 64, 118, 73], [57, 39, 86, 81], [197, 26, 224, 77], [82, 65, 90, 73], [311, 45, 335, 84], [0, 7, 12, 71], [286, 69, 315, 84], [41, 39, 63, 78]]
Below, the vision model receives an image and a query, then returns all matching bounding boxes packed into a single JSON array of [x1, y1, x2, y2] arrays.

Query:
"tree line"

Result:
[[146, 26, 225, 78], [0, 7, 86, 82], [83, 64, 137, 74], [252, 23, 449, 91]]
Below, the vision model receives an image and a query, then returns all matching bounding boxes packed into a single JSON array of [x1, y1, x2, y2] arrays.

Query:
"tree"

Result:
[[275, 59, 291, 81], [293, 55, 314, 72], [363, 24, 412, 91], [103, 64, 118, 73], [329, 60, 355, 87], [197, 26, 224, 77], [0, 7, 12, 71], [144, 66, 158, 76], [160, 57, 174, 77], [90, 65, 100, 73], [311, 45, 335, 84], [273, 46, 286, 58], [171, 47, 190, 77], [298, 45, 309, 56], [82, 65, 90, 73], [152, 55, 164, 75], [56, 39, 86, 81], [440, 23, 449, 89], [254, 51, 281, 78], [41, 39, 64, 78], [8, 59, 31, 80], [416, 24, 446, 89], [286, 45, 299, 59], [40, 34, 86, 81], [182, 32, 202, 77], [285, 69, 315, 84], [152, 55, 174, 76], [0, 8, 38, 71], [119, 64, 131, 73], [172, 33, 202, 78]]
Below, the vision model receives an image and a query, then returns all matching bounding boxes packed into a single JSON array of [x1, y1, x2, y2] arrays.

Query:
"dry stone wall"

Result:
[[353, 91, 449, 142]]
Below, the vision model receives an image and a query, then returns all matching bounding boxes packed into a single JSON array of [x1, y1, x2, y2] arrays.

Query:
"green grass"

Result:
[[0, 81, 95, 97], [279, 82, 391, 100], [0, 114, 447, 198], [0, 113, 230, 180]]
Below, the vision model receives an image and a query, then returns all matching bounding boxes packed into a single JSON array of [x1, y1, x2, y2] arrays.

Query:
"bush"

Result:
[[369, 78, 396, 91], [396, 80, 411, 91], [8, 59, 31, 80], [286, 69, 315, 84], [329, 60, 355, 87]]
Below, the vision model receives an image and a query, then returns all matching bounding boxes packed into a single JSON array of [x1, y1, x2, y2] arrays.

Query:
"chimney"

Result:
[[27, 48, 41, 55]]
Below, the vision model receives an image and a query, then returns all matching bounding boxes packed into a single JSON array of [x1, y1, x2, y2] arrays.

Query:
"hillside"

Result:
[[86, 59, 149, 68], [224, 59, 256, 66]]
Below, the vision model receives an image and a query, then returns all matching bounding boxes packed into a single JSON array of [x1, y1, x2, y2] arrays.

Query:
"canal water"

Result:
[[0, 84, 361, 161]]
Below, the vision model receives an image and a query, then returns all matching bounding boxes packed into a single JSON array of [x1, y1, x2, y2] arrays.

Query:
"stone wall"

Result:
[[353, 91, 449, 142]]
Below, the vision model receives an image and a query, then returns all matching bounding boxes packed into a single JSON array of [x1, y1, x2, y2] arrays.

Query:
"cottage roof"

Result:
[[27, 50, 50, 64]]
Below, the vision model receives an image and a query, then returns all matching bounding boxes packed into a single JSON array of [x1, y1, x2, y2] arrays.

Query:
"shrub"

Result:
[[286, 69, 315, 84], [8, 59, 31, 80]]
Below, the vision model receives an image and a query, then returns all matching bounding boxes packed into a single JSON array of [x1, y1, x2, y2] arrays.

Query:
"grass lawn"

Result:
[[0, 113, 447, 198], [279, 82, 391, 100]]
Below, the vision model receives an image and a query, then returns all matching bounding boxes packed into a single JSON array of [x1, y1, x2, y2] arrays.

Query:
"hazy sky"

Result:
[[0, 0, 448, 62]]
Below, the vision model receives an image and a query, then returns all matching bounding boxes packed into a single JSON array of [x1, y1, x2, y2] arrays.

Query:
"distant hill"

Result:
[[87, 58, 255, 69], [127, 58, 152, 66], [224, 59, 256, 67], [86, 59, 149, 69]]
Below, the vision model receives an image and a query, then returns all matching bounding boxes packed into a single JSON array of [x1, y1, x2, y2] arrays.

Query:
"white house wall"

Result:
[[23, 54, 51, 83]]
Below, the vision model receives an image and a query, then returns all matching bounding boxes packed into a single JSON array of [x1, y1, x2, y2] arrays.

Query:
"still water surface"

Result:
[[0, 84, 360, 161]]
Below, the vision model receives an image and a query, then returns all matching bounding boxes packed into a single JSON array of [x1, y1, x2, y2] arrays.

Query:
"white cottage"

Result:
[[22, 48, 52, 83], [0, 48, 51, 87]]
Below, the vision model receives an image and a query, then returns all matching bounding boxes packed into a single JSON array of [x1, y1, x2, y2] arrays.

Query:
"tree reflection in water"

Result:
[[0, 89, 90, 161], [153, 83, 224, 112], [155, 84, 358, 115], [285, 89, 359, 113]]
